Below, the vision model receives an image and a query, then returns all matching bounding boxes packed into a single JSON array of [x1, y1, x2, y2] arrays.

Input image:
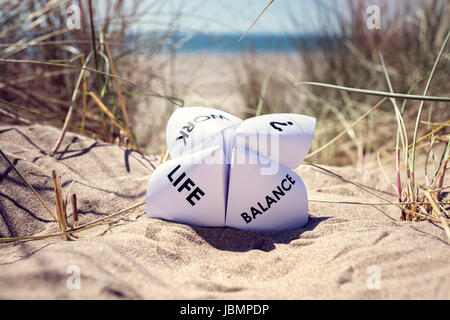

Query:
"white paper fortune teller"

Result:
[[146, 106, 316, 231]]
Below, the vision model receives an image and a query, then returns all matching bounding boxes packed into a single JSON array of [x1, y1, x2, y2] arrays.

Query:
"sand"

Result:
[[0, 124, 449, 299]]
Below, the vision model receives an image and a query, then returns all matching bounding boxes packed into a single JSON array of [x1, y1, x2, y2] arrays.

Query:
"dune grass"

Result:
[[236, 0, 449, 167], [237, 0, 450, 235], [0, 0, 449, 245], [0, 0, 183, 243], [0, 0, 185, 154], [297, 29, 450, 229]]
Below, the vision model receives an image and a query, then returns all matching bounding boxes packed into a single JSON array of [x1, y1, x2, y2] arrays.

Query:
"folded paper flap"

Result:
[[226, 146, 308, 232], [234, 113, 316, 135], [166, 106, 242, 159], [146, 145, 227, 227], [234, 114, 316, 169], [147, 107, 315, 231]]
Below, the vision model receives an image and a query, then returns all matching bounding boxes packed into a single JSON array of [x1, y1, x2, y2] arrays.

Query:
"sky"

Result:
[[121, 0, 340, 35], [93, 0, 416, 36]]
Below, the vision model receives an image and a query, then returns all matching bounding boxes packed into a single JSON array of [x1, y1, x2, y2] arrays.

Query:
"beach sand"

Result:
[[0, 124, 449, 299]]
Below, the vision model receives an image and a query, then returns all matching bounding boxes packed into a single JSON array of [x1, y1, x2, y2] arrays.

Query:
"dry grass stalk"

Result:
[[296, 82, 450, 102], [305, 97, 387, 160], [308, 199, 448, 206], [425, 191, 450, 243], [88, 0, 100, 79], [49, 56, 92, 156], [80, 54, 88, 134], [158, 146, 168, 165], [407, 120, 450, 149], [89, 91, 127, 133], [436, 159, 448, 201], [49, 101, 76, 156], [304, 163, 446, 224], [0, 106, 31, 124], [0, 199, 146, 245], [239, 0, 275, 42], [104, 40, 133, 144], [163, 150, 170, 162], [71, 193, 78, 228], [0, 97, 102, 139], [0, 59, 184, 106], [52, 170, 68, 241], [58, 176, 68, 228]]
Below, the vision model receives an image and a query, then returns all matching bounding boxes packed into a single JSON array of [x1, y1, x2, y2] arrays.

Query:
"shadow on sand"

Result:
[[192, 216, 329, 252]]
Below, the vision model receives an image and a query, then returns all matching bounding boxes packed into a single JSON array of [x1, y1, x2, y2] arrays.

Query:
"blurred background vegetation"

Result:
[[0, 0, 449, 168]]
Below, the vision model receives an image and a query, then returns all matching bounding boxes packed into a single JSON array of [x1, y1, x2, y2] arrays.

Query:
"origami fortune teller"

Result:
[[146, 106, 316, 232]]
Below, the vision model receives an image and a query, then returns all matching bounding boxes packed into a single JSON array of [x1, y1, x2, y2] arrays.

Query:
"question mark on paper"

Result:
[[270, 121, 293, 132]]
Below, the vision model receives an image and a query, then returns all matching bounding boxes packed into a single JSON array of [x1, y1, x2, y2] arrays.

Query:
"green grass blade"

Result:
[[410, 30, 450, 179], [296, 82, 450, 102], [378, 53, 409, 200], [255, 73, 271, 116], [378, 53, 410, 182], [378, 53, 408, 150]]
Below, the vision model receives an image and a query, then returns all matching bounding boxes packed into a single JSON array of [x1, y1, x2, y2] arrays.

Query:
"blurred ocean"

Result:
[[132, 33, 324, 54]]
